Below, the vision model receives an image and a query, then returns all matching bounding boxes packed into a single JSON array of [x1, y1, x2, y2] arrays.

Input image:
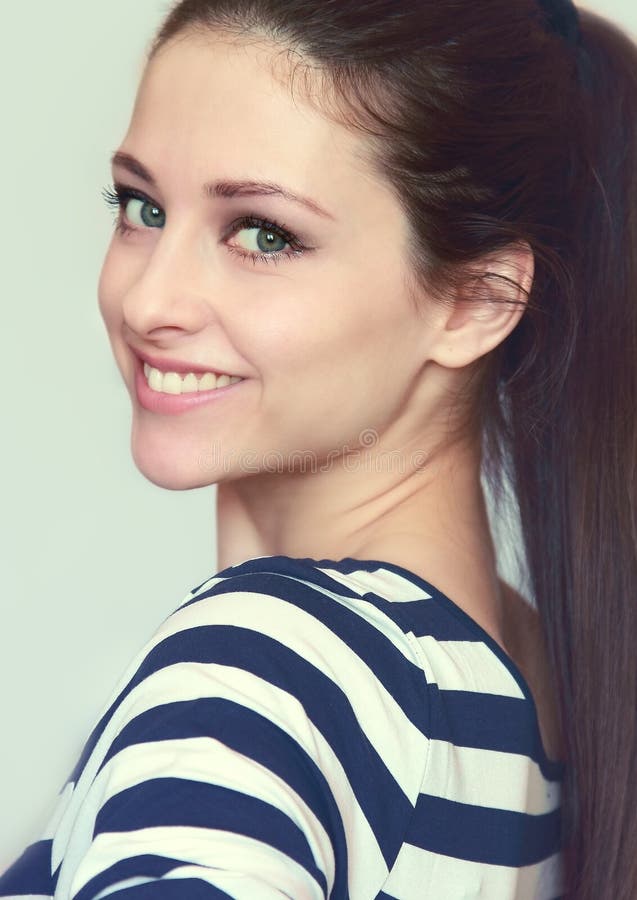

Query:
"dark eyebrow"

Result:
[[110, 151, 336, 221], [111, 152, 156, 186]]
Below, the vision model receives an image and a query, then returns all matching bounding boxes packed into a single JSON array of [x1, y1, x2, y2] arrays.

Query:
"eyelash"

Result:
[[101, 183, 308, 267]]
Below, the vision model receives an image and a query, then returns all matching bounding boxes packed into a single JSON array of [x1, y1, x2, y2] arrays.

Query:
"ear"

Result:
[[426, 241, 534, 370]]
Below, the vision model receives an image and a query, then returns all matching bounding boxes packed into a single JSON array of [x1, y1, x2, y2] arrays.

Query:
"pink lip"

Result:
[[133, 354, 245, 416]]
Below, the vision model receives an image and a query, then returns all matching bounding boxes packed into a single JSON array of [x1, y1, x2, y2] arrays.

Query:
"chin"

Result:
[[132, 452, 209, 491], [129, 428, 221, 492]]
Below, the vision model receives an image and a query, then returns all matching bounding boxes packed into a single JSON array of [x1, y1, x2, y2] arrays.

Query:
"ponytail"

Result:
[[498, 11, 637, 896]]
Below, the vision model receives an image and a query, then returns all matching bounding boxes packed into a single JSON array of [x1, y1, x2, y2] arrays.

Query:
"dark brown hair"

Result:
[[148, 2, 637, 896]]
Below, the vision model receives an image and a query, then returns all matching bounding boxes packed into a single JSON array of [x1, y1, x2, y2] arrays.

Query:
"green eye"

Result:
[[125, 197, 166, 228], [234, 226, 289, 254]]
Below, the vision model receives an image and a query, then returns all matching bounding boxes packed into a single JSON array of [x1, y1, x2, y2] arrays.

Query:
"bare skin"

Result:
[[499, 582, 566, 763], [98, 32, 563, 764]]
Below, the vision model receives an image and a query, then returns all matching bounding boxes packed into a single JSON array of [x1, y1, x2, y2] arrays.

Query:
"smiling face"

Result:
[[98, 31, 439, 490]]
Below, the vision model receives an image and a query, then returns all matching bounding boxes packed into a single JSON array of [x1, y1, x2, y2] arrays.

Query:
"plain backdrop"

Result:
[[1, 0, 635, 867]]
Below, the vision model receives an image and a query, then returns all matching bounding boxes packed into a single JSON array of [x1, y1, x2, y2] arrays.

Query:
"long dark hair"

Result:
[[147, 2, 637, 896]]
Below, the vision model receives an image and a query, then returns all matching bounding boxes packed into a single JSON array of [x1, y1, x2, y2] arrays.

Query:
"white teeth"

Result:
[[162, 372, 184, 395], [182, 373, 199, 393], [198, 373, 216, 391], [148, 366, 164, 393], [143, 362, 243, 395]]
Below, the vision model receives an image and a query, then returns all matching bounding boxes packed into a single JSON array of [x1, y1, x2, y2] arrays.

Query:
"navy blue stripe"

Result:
[[103, 880, 233, 899], [407, 792, 562, 866], [180, 569, 428, 730], [98, 697, 349, 898], [401, 597, 484, 641], [428, 688, 545, 765], [0, 839, 55, 897], [94, 777, 327, 894], [74, 855, 191, 900], [335, 592, 429, 626]]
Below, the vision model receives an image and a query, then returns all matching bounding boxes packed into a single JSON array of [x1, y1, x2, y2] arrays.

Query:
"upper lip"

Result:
[[134, 349, 241, 378]]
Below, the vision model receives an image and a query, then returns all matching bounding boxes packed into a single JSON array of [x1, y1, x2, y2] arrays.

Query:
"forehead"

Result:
[[126, 32, 378, 199]]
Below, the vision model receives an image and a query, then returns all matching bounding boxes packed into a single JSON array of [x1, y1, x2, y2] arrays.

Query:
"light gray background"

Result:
[[1, 0, 634, 866]]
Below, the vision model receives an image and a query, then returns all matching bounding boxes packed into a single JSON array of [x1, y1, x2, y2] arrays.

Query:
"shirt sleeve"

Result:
[[23, 569, 431, 899]]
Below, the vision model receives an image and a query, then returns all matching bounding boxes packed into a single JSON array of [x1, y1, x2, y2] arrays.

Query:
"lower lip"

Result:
[[134, 357, 245, 415]]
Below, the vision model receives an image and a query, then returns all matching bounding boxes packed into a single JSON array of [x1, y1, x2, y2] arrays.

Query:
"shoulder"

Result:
[[52, 556, 432, 898], [165, 556, 431, 749], [74, 555, 431, 796], [171, 554, 431, 691]]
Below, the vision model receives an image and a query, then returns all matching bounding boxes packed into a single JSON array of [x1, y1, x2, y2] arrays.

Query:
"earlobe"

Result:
[[428, 242, 534, 370]]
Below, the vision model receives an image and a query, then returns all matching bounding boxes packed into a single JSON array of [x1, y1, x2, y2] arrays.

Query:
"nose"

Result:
[[120, 222, 217, 342]]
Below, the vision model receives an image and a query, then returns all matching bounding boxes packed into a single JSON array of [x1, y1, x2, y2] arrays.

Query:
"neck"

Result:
[[214, 430, 507, 645]]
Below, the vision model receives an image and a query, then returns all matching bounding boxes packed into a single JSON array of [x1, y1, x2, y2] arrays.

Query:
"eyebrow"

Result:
[[110, 151, 336, 221]]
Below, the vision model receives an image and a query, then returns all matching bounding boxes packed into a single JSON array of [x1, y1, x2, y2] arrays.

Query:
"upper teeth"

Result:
[[144, 362, 243, 395]]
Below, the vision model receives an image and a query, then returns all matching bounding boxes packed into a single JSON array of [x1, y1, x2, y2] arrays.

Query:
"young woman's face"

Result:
[[98, 32, 435, 489]]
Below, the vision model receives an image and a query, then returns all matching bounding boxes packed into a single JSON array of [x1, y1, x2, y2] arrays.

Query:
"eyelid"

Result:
[[102, 183, 162, 223], [113, 182, 160, 207], [222, 214, 304, 249]]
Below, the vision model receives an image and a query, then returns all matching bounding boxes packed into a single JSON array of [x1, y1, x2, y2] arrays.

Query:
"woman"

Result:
[[1, 0, 635, 897]]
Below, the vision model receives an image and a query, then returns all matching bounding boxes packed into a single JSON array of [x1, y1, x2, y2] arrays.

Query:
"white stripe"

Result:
[[40, 780, 74, 841], [421, 740, 561, 814], [166, 863, 321, 899], [315, 564, 432, 602], [93, 877, 156, 900], [415, 634, 525, 698]]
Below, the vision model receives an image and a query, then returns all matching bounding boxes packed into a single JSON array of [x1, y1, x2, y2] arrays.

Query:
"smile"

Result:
[[144, 362, 244, 395]]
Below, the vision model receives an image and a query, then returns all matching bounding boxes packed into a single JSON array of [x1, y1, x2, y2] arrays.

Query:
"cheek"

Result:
[[241, 296, 344, 382], [245, 279, 405, 423], [248, 263, 410, 385]]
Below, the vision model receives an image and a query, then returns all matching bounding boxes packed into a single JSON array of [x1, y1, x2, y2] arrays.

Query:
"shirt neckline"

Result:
[[252, 553, 567, 782]]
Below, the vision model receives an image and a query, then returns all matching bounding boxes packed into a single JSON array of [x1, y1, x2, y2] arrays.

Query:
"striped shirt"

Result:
[[0, 554, 565, 899]]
